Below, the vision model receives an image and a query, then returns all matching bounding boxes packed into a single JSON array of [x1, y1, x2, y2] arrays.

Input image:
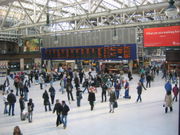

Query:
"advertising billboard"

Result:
[[41, 44, 137, 60], [144, 26, 180, 47], [24, 38, 40, 52]]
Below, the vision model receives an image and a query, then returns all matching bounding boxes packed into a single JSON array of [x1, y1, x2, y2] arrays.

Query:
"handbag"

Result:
[[113, 101, 118, 108]]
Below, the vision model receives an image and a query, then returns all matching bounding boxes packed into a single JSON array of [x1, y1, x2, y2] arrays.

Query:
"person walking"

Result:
[[66, 76, 74, 102], [109, 88, 116, 113], [39, 75, 44, 90], [146, 73, 152, 88], [53, 99, 63, 127], [60, 78, 65, 94], [74, 75, 80, 91], [19, 95, 25, 120], [27, 98, 34, 122], [124, 80, 131, 99], [3, 91, 9, 114], [128, 70, 133, 81], [83, 78, 89, 93], [101, 83, 107, 102], [23, 80, 29, 102], [14, 78, 20, 96], [7, 90, 16, 116], [114, 80, 121, 99], [164, 91, 173, 113], [49, 85, 56, 104], [88, 84, 96, 111], [139, 74, 146, 90], [76, 87, 83, 107], [172, 84, 179, 102], [61, 101, 70, 129], [42, 90, 52, 111], [136, 82, 142, 102]]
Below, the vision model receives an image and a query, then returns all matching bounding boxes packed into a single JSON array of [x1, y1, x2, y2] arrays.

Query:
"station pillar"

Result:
[[20, 58, 24, 71]]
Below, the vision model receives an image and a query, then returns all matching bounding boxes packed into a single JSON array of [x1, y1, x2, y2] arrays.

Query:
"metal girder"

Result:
[[92, 0, 103, 13], [17, 0, 34, 24], [0, 3, 13, 28], [21, 18, 180, 38], [0, 1, 179, 36]]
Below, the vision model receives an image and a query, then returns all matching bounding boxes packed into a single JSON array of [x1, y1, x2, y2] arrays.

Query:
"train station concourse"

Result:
[[0, 0, 179, 135]]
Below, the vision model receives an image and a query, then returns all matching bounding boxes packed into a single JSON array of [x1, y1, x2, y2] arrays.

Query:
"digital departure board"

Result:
[[41, 44, 137, 60]]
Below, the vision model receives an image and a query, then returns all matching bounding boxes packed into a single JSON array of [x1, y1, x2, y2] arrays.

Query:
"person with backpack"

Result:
[[7, 90, 16, 116], [165, 80, 172, 92], [53, 99, 63, 127], [172, 84, 179, 102], [61, 101, 70, 129], [49, 85, 56, 105], [27, 98, 34, 122]]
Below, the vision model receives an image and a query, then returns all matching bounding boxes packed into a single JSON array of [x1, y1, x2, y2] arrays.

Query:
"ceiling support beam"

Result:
[[18, 0, 34, 24]]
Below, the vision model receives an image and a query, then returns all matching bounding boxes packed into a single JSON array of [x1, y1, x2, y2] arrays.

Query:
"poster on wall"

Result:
[[144, 25, 180, 47], [24, 38, 40, 52]]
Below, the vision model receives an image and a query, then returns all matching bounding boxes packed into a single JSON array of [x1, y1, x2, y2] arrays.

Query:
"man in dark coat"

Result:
[[136, 82, 142, 102], [61, 101, 70, 129], [53, 99, 63, 127], [49, 85, 56, 104], [66, 76, 74, 102], [7, 90, 16, 116], [42, 90, 52, 111], [146, 73, 152, 88], [19, 95, 25, 120]]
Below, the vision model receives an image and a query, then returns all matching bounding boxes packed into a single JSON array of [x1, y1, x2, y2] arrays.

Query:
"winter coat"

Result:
[[146, 75, 151, 82], [27, 102, 34, 112], [53, 103, 63, 115], [19, 98, 25, 110], [165, 82, 172, 92], [109, 91, 116, 102], [7, 93, 16, 104], [137, 85, 142, 95], [88, 92, 96, 102], [49, 87, 55, 96], [173, 86, 179, 96], [165, 95, 172, 107], [42, 92, 50, 105], [62, 104, 70, 115], [39, 76, 44, 84]]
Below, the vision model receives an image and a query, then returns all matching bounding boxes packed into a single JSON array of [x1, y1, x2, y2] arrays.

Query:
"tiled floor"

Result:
[[0, 73, 179, 135]]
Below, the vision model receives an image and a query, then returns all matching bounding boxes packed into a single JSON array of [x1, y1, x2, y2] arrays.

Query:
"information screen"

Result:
[[144, 25, 180, 47], [41, 44, 137, 60]]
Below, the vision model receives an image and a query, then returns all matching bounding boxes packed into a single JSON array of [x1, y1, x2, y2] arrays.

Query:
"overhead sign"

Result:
[[144, 26, 180, 47], [41, 44, 137, 60]]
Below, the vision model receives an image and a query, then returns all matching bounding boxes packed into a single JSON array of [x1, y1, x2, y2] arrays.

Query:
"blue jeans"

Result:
[[61, 115, 67, 127], [77, 97, 81, 107], [24, 91, 28, 101], [4, 102, 8, 114], [9, 103, 15, 115], [115, 90, 120, 99], [28, 112, 33, 122]]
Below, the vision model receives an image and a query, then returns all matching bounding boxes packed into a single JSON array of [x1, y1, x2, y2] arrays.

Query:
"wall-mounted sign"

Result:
[[41, 44, 137, 60], [144, 26, 180, 47], [24, 38, 40, 52]]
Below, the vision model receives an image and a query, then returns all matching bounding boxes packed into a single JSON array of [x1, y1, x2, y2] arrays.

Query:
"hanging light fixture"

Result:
[[165, 0, 178, 17]]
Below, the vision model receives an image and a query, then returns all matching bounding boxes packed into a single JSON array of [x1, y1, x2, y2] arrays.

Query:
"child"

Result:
[[27, 98, 34, 122], [172, 84, 179, 102]]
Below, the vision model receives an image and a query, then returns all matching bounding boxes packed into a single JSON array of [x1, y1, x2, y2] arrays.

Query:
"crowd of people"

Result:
[[1, 64, 179, 134]]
